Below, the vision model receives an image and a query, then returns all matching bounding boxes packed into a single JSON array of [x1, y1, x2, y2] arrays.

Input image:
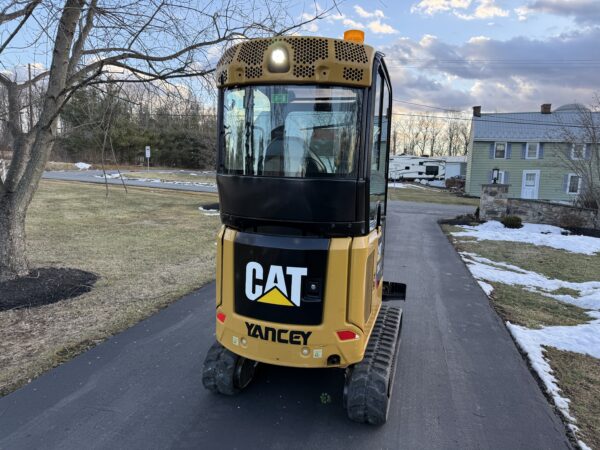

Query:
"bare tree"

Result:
[[0, 0, 326, 281], [556, 99, 600, 209], [444, 112, 460, 156], [428, 117, 442, 156], [458, 119, 470, 156], [396, 115, 419, 155]]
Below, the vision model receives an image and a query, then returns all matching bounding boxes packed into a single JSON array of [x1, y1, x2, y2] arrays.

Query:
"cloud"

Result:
[[411, 0, 472, 15], [467, 35, 491, 43], [367, 20, 399, 34], [515, 0, 600, 25], [326, 7, 395, 34], [353, 5, 385, 19], [300, 12, 319, 32], [343, 18, 366, 29], [412, 0, 508, 20], [514, 6, 531, 21], [1, 63, 47, 83], [304, 22, 319, 32], [325, 12, 365, 29], [455, 0, 509, 20], [382, 27, 600, 111]]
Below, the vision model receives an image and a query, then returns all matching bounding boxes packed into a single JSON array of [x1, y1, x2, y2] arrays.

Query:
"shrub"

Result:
[[445, 177, 465, 191], [558, 212, 585, 229], [501, 215, 523, 229]]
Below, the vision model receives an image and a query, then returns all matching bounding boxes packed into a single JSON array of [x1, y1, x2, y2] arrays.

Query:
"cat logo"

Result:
[[245, 261, 307, 307]]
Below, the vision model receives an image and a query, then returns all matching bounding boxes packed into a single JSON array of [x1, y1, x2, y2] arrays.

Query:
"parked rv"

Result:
[[388, 155, 445, 181]]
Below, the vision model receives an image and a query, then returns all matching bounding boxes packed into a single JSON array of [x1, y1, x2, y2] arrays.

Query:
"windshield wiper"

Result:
[[243, 88, 255, 175]]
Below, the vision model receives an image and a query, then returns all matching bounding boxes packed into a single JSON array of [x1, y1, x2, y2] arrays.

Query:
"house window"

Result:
[[567, 174, 581, 194], [494, 142, 507, 159], [571, 144, 586, 160], [526, 143, 539, 159]]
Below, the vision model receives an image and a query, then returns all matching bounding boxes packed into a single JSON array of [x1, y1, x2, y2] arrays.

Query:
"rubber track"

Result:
[[346, 304, 403, 425], [202, 342, 240, 396]]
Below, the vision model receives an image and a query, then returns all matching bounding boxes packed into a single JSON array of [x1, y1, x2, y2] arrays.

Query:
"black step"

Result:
[[382, 281, 406, 301]]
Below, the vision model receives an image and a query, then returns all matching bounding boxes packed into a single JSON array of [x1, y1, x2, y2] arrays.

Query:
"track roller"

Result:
[[202, 342, 258, 395], [344, 304, 403, 425]]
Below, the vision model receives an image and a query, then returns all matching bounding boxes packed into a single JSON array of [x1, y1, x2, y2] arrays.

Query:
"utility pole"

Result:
[[28, 64, 33, 132]]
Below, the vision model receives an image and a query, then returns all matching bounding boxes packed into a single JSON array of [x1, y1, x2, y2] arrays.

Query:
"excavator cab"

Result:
[[202, 31, 404, 424]]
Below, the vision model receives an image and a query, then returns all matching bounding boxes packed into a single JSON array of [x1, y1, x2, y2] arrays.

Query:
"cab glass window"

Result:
[[220, 85, 362, 178]]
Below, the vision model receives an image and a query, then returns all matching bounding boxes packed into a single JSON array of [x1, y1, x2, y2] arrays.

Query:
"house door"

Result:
[[521, 170, 540, 199]]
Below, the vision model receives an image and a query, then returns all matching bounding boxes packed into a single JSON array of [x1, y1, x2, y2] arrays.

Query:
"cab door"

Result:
[[368, 60, 392, 284]]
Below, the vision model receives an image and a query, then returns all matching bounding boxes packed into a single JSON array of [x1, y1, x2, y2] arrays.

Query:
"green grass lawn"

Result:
[[0, 180, 220, 396], [545, 347, 600, 450], [388, 185, 479, 206], [487, 283, 589, 329]]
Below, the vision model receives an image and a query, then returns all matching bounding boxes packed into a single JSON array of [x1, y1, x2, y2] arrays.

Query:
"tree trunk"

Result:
[[0, 129, 53, 282], [0, 195, 28, 282]]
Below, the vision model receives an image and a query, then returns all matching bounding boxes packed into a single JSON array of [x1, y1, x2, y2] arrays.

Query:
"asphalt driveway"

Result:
[[0, 201, 571, 449]]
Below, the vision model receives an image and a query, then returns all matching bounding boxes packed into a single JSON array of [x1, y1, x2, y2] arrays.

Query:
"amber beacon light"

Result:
[[344, 29, 365, 43]]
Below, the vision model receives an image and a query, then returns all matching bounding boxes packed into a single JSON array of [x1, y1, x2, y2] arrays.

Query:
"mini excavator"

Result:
[[202, 30, 405, 424]]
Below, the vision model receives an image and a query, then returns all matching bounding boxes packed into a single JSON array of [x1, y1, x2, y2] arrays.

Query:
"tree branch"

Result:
[[0, 0, 41, 54], [0, 0, 41, 25], [67, 0, 98, 76]]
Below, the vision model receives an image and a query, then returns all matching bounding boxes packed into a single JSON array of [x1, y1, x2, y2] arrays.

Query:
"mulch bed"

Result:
[[0, 268, 98, 312], [439, 213, 482, 226]]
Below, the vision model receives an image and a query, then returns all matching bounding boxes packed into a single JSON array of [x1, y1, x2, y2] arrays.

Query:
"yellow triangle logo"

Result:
[[257, 287, 295, 307]]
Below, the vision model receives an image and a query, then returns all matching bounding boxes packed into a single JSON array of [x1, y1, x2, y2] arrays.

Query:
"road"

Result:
[[43, 170, 218, 193], [0, 201, 571, 450]]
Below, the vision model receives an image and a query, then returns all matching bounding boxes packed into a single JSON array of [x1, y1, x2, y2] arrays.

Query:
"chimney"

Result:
[[473, 106, 481, 117], [541, 103, 552, 114]]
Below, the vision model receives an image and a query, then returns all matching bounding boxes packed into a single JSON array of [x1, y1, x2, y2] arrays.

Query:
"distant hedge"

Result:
[[53, 87, 216, 169]]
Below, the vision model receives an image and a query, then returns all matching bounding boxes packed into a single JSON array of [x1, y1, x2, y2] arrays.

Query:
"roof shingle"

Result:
[[473, 110, 600, 141]]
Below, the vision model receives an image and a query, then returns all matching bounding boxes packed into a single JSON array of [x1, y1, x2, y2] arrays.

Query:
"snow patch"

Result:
[[453, 221, 600, 255], [198, 206, 219, 216], [461, 253, 600, 311], [93, 174, 216, 188], [75, 162, 91, 170], [127, 177, 215, 188], [387, 182, 437, 191], [509, 320, 600, 360], [477, 280, 494, 296], [426, 180, 446, 188], [506, 322, 575, 420], [508, 316, 600, 437], [94, 173, 122, 180]]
